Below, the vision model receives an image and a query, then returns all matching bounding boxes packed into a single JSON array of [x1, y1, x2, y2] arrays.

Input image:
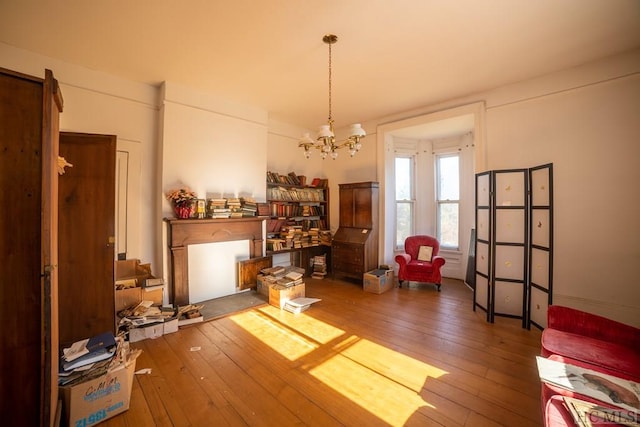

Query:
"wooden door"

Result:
[[0, 68, 62, 427], [58, 132, 116, 347]]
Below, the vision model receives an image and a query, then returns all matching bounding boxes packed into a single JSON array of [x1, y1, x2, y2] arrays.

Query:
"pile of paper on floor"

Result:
[[283, 297, 322, 314], [118, 300, 178, 342], [59, 332, 139, 387], [176, 304, 204, 326]]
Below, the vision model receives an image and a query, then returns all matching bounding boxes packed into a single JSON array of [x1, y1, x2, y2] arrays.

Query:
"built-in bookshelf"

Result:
[[266, 172, 330, 255]]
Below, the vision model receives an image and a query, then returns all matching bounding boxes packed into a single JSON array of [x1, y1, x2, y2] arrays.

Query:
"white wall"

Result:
[[1, 42, 160, 268], [484, 69, 640, 326], [159, 82, 270, 302], [367, 50, 640, 326]]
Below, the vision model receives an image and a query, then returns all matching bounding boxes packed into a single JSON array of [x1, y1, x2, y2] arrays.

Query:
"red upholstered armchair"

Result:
[[395, 235, 446, 291]]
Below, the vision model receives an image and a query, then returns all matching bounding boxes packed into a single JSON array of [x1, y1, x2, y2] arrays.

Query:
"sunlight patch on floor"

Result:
[[228, 310, 321, 360], [229, 307, 448, 425], [308, 341, 439, 426], [339, 338, 448, 392], [256, 304, 345, 344]]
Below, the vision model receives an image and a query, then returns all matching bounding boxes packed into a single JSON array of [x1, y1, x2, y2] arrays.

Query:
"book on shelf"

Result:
[[257, 203, 270, 216], [536, 356, 640, 414]]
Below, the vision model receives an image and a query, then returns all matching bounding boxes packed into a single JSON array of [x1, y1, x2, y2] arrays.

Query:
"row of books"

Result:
[[266, 228, 332, 251], [266, 172, 329, 189], [267, 218, 329, 233], [269, 202, 325, 217], [266, 171, 306, 186], [267, 186, 326, 202], [202, 197, 260, 218]]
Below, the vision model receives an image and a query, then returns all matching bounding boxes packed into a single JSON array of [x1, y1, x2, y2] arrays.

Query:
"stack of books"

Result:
[[241, 197, 257, 217], [311, 254, 327, 279], [207, 198, 230, 218], [275, 269, 304, 287], [319, 230, 332, 246], [227, 197, 242, 217]]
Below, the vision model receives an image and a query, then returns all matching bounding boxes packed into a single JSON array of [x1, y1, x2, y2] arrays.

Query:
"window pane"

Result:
[[438, 156, 459, 200], [396, 202, 412, 247], [395, 157, 411, 200], [438, 203, 459, 248]]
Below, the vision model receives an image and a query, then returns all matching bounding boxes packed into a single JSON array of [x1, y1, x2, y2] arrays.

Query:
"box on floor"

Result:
[[60, 352, 139, 426], [363, 269, 395, 294], [269, 282, 305, 309], [128, 318, 178, 343]]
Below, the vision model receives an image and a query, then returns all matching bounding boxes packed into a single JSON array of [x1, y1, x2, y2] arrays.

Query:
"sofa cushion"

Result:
[[405, 260, 435, 275], [541, 328, 640, 379]]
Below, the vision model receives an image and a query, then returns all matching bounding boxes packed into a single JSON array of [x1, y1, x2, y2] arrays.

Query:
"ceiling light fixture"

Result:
[[299, 34, 366, 160]]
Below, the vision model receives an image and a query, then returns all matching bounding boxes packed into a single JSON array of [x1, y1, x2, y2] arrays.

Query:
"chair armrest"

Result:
[[395, 253, 411, 267], [547, 305, 640, 351], [432, 255, 445, 268]]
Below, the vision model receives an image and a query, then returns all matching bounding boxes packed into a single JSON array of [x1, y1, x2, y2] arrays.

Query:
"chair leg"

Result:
[[436, 283, 441, 292], [398, 280, 403, 288]]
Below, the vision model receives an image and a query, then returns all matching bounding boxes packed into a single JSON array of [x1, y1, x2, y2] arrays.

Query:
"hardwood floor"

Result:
[[101, 277, 543, 426]]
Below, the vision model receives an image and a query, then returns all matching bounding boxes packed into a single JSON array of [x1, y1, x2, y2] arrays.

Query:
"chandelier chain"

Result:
[[328, 39, 332, 123]]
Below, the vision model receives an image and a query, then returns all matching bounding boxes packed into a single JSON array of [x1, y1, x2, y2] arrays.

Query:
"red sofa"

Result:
[[541, 305, 640, 380], [540, 305, 640, 426]]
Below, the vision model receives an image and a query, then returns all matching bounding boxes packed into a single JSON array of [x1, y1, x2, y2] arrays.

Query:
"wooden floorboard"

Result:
[[100, 277, 543, 426]]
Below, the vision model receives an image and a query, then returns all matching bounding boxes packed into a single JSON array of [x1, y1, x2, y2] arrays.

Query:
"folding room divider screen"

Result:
[[473, 164, 553, 329]]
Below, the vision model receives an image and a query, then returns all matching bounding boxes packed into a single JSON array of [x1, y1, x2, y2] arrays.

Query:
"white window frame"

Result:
[[435, 151, 461, 250], [394, 151, 416, 250]]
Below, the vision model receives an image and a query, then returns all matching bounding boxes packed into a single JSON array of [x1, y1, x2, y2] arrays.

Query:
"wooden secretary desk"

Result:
[[332, 182, 379, 281]]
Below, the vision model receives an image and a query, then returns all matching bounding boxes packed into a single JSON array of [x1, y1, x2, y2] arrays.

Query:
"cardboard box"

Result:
[[363, 269, 395, 294], [142, 286, 164, 306], [269, 282, 305, 309], [115, 288, 142, 312], [60, 358, 137, 426], [128, 323, 164, 343], [256, 274, 277, 296], [163, 318, 179, 335], [178, 316, 204, 327]]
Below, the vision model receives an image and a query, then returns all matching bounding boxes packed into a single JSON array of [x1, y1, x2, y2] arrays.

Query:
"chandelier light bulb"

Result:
[[330, 151, 339, 160]]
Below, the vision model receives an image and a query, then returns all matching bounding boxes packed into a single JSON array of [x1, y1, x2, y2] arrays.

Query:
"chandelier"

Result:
[[299, 34, 366, 160]]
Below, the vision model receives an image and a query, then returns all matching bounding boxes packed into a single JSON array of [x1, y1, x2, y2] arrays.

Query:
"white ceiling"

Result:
[[1, 0, 639, 133]]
